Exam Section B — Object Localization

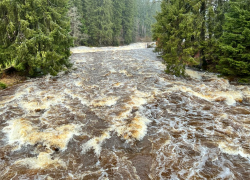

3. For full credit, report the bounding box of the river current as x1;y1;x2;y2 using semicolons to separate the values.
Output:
0;43;250;179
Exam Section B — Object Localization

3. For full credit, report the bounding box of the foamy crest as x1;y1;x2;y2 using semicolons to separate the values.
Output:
3;118;80;151
217;167;235;179
64;89;88;105
112;82;123;87
82;132;111;156
167;85;243;105
116;112;151;141
90;96;119;107
185;69;202;80
19;95;63;112
119;70;132;77
15;152;65;169
218;142;250;158
70;43;147;53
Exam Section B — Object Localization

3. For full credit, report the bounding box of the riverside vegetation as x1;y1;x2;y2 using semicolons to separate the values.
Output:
0;0;249;84
0;0;160;80
1;1;250;179
153;0;250;83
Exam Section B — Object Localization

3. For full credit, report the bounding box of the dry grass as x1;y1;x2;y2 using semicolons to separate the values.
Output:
0;72;26;88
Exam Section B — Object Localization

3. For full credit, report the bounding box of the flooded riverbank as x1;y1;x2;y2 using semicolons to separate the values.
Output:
0;43;250;179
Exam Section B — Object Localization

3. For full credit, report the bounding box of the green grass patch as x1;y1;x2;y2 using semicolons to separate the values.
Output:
0;82;7;89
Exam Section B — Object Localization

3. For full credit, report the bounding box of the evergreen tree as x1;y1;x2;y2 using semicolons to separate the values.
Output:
82;0;96;45
152;0;232;76
72;0;159;46
214;0;227;39
68;6;83;46
112;0;124;45
202;0;228;71
199;0;207;69
153;0;201;76
0;0;72;76
68;0;88;46
97;0;113;46
83;0;113;46
217;0;250;78
133;0;160;42
122;0;135;44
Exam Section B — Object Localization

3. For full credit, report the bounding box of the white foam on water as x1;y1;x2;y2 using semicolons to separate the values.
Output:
3;118;81;151
82;131;111;156
81;89;153;155
112;82;124;87
70;43;147;53
129;95;147;106
116;112;151;141
0;95;16;106
14;152;66;169
185;69;202;80
90;96;119;107
0;85;37;106
64;89;89;105
19;94;63;113
75;80;83;87
166;85;243;105
218;142;250;158
119;70;132;77
217;167;235;180
210;91;243;105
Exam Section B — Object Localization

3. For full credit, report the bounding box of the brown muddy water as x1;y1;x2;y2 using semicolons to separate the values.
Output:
0;43;250;180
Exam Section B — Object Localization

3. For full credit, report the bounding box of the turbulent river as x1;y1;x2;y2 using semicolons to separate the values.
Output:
0;43;250;180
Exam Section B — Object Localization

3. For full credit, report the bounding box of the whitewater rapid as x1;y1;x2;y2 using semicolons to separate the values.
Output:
0;43;250;179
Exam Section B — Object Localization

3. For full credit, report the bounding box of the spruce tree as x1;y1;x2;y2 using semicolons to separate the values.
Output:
97;0;113;46
112;0;124;45
122;0;135;44
82;0;96;45
133;0;160;42
217;0;250;78
199;0;207;69
153;0;201;76
202;0;228;71
68;0;88;46
203;2;216;69
0;0;72;76
83;0;113;46
68;6;83;46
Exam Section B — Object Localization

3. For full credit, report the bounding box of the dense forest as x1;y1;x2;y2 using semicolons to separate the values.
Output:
0;0;73;76
0;0;249;82
69;0;160;46
0;0;160;77
153;0;250;82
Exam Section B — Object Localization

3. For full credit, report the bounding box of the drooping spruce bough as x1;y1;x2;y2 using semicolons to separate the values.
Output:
0;0;73;76
153;0;250;81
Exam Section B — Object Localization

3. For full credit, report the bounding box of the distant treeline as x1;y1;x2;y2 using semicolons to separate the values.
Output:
69;0;161;46
153;0;250;81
